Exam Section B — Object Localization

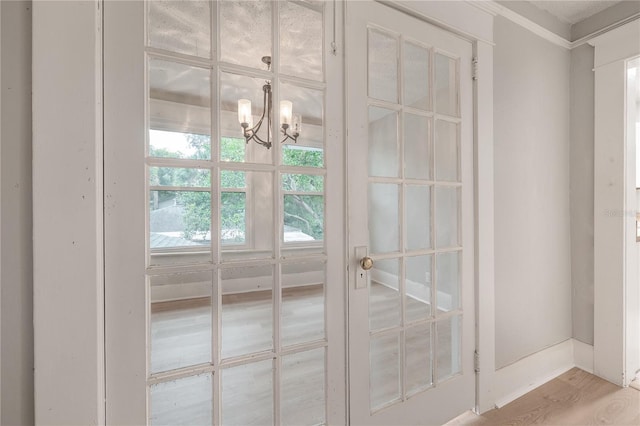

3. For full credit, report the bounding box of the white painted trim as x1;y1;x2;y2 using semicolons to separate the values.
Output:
573;14;640;49
493;339;574;408
592;21;640;387
573;339;594;374
468;1;639;50
384;1;495;45
473;38;495;415
0;1;3;420
32;0;105;424
589;19;640;67
469;1;571;49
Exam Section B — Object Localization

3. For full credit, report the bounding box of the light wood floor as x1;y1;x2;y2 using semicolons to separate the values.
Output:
447;368;640;426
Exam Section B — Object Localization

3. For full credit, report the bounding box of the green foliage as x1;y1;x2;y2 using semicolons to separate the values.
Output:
221;137;246;162
221;192;246;243
284;194;324;240
179;192;211;240
282;146;323;168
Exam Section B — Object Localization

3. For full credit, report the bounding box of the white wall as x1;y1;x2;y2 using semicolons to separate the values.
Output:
1;1;33;424
570;44;595;346
494;16;572;369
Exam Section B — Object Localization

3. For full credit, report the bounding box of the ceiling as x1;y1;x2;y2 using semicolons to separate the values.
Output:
528;1;622;24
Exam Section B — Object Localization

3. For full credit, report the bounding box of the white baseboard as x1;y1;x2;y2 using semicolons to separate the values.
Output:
494;339;574;408
573;339;594;374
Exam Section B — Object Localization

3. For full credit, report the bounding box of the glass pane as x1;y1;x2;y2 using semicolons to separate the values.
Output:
369;258;401;331
435;186;459;248
435;120;459;182
150;374;212;426
221;192;246;245
280;1;323;81
370;333;401;410
368;29;398;103
368;107;398;178
282;262;325;346
220;0;272;70
405;255;432;322
406;324;433;394
282;145;324;168
220;72;273;165
221;265;273;358
221;171;246;189
281;82;324;166
282;174;323;192
222;171;274;261
403;41;430;110
150;167;210;188
150;271;212;373
435;53;458;116
148;59;210;159
221;137;246;162
147;0;211;58
369;183;399;254
436;252;460;313
404;114;431;180
149;131;211;160
220;171;246;245
284;195;324;242
281;348;326;425
436;315;462;382
405;185;431;251
222;360;273;426
149;190;211;253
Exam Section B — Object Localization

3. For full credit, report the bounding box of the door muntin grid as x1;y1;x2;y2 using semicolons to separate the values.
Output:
144;1;330;424
366;25;463;412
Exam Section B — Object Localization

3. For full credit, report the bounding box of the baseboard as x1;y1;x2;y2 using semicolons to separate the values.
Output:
494;339;574;408
572;339;594;374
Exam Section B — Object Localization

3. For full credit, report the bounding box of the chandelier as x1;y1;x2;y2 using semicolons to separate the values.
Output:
237;56;301;149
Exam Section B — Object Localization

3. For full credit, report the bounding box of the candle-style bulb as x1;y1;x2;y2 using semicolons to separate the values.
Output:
280;100;293;126
238;99;252;125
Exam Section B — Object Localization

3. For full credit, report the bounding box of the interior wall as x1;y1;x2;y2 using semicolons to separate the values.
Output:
0;1;34;425
570;44;595;345
493;16;572;369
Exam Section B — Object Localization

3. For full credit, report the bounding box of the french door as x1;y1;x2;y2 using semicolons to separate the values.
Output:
104;1;345;424
346;2;475;425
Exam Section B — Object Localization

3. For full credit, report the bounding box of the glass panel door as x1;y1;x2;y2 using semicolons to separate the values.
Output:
105;1;345;424
347;2;475;424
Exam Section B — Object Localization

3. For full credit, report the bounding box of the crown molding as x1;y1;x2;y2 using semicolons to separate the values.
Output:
572;12;640;49
467;1;572;49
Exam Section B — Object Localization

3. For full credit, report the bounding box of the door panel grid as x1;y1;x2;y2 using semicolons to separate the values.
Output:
348;1;474;423
143;1;331;425
366;23;463;411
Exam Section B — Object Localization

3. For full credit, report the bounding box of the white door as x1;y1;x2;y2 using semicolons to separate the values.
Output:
104;1;345;424
346;2;475;424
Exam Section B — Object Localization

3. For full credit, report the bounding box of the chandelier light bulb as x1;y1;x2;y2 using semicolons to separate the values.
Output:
238;99;252;125
292;113;302;135
280;100;293;126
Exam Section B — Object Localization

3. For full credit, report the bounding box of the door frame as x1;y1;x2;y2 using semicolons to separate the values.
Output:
32;0;496;423
590;20;640;387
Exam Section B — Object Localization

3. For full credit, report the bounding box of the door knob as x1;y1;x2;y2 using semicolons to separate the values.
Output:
360;256;374;271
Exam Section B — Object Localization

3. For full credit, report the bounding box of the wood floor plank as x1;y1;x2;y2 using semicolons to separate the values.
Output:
449;368;640;426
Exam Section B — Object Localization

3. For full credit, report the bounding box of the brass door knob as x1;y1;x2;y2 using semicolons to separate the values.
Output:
360;256;374;271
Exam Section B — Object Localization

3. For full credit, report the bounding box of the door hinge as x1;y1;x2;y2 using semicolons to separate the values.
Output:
474;350;480;373
472;57;479;81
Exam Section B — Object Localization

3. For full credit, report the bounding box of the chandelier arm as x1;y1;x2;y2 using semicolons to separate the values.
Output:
279;131;298;144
